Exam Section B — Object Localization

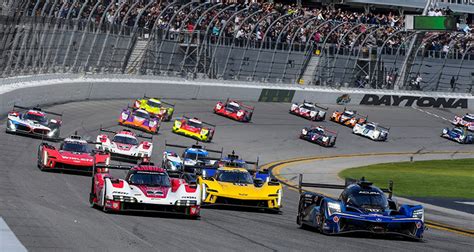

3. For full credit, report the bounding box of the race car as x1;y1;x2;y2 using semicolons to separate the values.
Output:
197;152;282;211
133;96;175;121
172;116;215;142
214;99;254;122
441;127;474;144
37;133;110;173
89;163;201;217
6;105;62;140
290;101;328;121
162;141;223;175
118;107;161;134
300;125;337;147
353;122;389;141
96;128;153;163
330;108;367;128
296;176;425;240
451;113;474;131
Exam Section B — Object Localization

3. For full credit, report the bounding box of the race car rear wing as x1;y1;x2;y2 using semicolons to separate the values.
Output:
182;116;216;128
303;100;328;111
142;95;175;107
298;174;393;199
99;127;153;140
12;105;63;117
164;141;223;155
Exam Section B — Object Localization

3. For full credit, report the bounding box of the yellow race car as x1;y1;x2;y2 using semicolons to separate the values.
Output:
133;96;175;121
196;153;282;211
172;116;215;142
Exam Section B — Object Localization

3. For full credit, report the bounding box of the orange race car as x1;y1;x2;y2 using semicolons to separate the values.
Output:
330;108;367;128
118;108;161;134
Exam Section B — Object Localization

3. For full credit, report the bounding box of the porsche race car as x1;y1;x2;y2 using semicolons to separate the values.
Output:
118;107;161;134
89;163;201;217
451;113;474;131
330;108;367;128
353;122;389;141
290;101;327;121
441;127;473;144
133;96;175;121
96;128;153;162
297;176;425;240
214;99;254;122
172;116;215;142
37;134;110;173
162;141;222;175
300;126;337;147
196;152;282;211
6;105;62;140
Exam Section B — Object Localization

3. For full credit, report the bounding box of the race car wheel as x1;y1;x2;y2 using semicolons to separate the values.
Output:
319;209;327;234
37;145;45;171
101;187;109;213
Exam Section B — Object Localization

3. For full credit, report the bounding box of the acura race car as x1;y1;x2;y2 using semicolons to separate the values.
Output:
441;127;473;144
37;133;110;173
297;176;425;240
330;108;367;128
6;105;62;140
96;128;153;162
162;141;222;175
451;113;474;131
89;163;201;217
172;116;215;142
118;107;161;134
353;122;389;141
290;101;327;121
300;125;337;147
214;99;254;122
133;96;175;121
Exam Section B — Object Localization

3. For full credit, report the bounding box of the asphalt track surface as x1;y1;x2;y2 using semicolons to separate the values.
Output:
0;99;473;251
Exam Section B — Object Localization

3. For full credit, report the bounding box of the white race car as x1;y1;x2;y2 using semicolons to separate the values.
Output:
90;164;201;217
289;101;327;121
6;105;62;140
96;128;153;162
452;113;474;131
162;142;222;175
353;122;390;141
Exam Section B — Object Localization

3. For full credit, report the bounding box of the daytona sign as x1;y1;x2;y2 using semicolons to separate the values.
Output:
359;94;468;109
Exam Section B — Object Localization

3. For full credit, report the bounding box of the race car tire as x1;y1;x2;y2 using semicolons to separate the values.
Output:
101;187;109;213
37;145;46;171
319;206;327;234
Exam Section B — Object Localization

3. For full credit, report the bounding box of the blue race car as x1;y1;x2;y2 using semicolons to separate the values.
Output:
162;141;223;175
296;176;425;240
300;125;337;147
441;127;473;144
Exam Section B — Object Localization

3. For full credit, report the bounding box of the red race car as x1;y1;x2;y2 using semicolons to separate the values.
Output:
37;134;110;173
214;99;254;122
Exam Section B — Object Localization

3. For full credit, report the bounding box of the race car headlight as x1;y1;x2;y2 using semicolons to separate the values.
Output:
149;120;156;127
105;157;110;166
412;209;424;222
327;202;341;216
47;129;56;137
113;195;137;203
277;189;282;207
237;111;244;117
200;128;209;136
8;121;16;130
322;136;329;142
121;113;128;120
442;129;448;134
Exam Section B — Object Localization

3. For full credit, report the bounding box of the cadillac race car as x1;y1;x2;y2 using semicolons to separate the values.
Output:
290;101;328;121
96;128;153;162
197;152;282;211
162;141;223;175
133;96;175;121
297;176;425;240
37;134;110;173
118;107;161;134
300;126;337;147
451;113;474;131
6;105;62;140
214;99;254;122
441;127;474;144
353;122;390;141
172;116;215;142
89;163;201;217
330;108;367;128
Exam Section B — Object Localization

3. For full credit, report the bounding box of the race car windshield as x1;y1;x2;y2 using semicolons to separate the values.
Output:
453;128;464;135
113;135;138;145
217;171;253;184
302;105;315;110
134;111;150;119
365;125;375;131
342;112;354;118
184;152;206;160
23;113;47;123
347;190;388;209
463;116;474;122
128;172;170;187
187;120;202;128
61;142;91;153
147;100;161;108
311;128;324;134
225;103;240;112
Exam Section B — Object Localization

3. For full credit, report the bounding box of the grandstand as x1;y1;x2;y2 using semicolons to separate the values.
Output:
0;0;472;92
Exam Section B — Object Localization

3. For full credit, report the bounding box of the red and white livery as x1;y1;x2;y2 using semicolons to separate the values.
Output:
96;128;153;163
214;99;254;122
90;164;201;217
452;113;474;131
290;101;327;121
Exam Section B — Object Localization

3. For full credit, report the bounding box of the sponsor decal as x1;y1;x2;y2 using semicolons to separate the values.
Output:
336;94;351;105
360;94;467;109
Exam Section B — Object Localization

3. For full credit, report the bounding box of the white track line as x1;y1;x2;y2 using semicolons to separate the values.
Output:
413;107;450;122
